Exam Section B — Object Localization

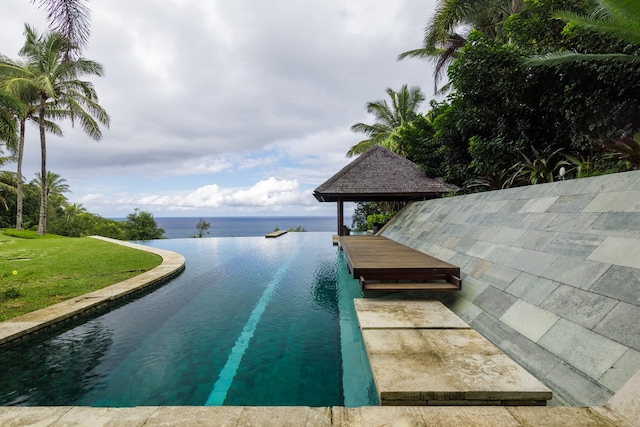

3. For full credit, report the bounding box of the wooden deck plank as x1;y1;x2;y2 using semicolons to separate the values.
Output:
361;281;460;292
340;236;461;291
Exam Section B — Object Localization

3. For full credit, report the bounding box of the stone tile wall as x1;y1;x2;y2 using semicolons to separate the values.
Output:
380;170;640;406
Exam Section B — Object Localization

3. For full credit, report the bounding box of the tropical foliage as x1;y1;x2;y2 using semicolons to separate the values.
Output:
348;84;426;157
0;167;164;239
0;24;109;235
373;0;640;194
0;2;161;241
123;208;166;240
31;0;92;57
399;0;527;92
526;0;640;65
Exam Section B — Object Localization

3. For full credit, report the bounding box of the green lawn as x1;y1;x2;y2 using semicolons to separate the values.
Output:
0;230;163;321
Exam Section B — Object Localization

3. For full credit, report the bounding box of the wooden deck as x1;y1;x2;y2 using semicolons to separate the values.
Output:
339;236;461;292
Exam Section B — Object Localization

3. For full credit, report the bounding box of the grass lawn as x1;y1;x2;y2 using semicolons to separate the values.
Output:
0;230;163;321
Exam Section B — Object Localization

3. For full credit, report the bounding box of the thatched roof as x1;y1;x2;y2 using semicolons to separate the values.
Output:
314;145;459;202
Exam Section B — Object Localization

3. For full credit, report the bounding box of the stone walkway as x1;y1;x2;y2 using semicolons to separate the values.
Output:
356;299;551;406
0;403;634;426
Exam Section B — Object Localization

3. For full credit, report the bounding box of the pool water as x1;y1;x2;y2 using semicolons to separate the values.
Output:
0;232;377;407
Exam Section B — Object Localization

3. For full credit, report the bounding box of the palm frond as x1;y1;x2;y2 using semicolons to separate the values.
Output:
527;0;640;66
525;51;640;66
397;47;436;61
346;139;377;157
556;10;640;45
31;0;91;54
599;0;640;27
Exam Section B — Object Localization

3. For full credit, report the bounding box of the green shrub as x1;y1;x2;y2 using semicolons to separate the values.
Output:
367;213;394;231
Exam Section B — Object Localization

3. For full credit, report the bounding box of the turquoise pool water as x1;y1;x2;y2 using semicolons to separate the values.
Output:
0;232;377;407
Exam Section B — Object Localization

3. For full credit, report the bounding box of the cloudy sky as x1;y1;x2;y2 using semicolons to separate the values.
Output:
1;0;437;218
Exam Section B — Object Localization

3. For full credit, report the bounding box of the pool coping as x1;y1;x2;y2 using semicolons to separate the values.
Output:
0;404;634;426
0;236;186;346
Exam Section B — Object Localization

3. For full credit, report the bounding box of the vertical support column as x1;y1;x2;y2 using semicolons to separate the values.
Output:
338;198;344;236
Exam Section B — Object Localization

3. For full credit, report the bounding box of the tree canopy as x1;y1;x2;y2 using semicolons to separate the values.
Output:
0;24;109;235
348;84;426;157
390;0;640;191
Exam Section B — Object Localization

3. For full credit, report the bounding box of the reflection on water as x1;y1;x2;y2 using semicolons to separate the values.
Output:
0;232;361;407
0;322;113;405
312;260;340;315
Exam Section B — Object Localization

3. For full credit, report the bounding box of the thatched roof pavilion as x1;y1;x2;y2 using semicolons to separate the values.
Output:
314;145;459;235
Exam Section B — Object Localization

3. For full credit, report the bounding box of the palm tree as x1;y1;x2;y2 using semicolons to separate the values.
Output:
0;24;109;235
398;0;527;92
32;171;70;228
526;0;640;66
0;162;18;214
0;92;24;148
31;0;92;58
348;85;426;157
0;90;26;229
0;75;62;230
63;201;86;221
33;171;70;197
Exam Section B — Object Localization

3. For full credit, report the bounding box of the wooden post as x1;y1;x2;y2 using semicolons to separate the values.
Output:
338;198;344;236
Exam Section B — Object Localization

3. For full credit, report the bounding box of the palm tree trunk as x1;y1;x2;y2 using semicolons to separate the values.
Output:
15;119;25;230
37;97;47;236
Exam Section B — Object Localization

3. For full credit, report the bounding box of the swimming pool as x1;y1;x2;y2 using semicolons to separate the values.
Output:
0;232;377;407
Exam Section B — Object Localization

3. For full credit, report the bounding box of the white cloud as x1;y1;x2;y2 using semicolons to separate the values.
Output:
78;177;316;216
226;177;303;207
1;0;437;217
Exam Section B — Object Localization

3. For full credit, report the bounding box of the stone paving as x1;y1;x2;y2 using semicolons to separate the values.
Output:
356;299;552;406
354;299;469;329
0;402;635;426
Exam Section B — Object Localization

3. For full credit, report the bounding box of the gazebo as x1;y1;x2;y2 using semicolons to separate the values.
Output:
313;145;459;235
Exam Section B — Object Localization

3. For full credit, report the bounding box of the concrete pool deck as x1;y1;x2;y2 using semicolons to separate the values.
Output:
1;238;639;425
356;299;552;406
0;401;637;426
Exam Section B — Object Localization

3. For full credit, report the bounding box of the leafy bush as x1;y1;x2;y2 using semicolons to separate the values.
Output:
123;209;165;240
367;213;394;231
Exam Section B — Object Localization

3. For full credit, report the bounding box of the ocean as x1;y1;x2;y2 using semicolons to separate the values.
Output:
154;216;347;239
